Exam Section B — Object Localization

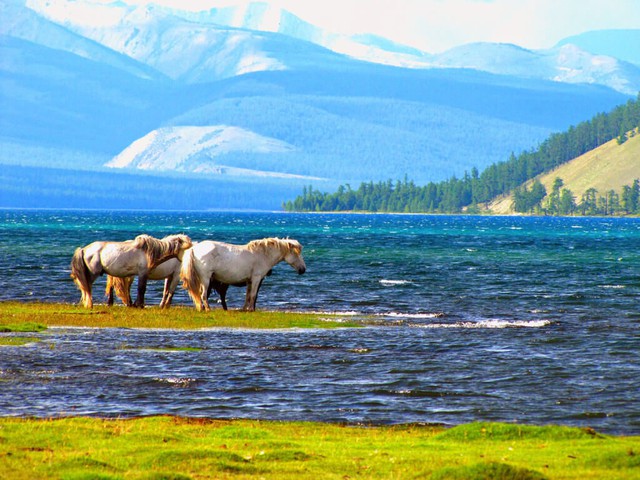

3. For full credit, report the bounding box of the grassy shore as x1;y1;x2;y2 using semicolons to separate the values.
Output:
0;417;638;479
0;301;361;332
2;302;639;479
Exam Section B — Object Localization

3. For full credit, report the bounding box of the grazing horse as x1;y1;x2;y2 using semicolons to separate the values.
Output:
70;234;192;309
180;238;306;312
105;257;182;309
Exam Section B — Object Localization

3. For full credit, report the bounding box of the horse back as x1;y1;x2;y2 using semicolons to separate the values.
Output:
193;240;258;284
99;241;147;276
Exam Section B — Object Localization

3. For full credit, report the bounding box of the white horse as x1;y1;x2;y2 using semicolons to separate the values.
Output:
70;234;192;309
180;238;306;311
105;257;182;309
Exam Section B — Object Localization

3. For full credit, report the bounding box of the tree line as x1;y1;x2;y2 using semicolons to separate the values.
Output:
284;176;640;216
514;178;640;215
284;94;640;214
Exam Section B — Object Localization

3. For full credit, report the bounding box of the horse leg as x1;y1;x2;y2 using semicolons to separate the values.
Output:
199;278;211;312
107;284;115;306
218;283;229;310
133;273;148;308
82;287;93;309
218;283;229;311
81;270;102;309
242;278;264;312
162;272;180;309
160;277;170;309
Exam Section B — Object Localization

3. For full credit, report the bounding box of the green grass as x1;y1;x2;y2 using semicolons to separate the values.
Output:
0;417;638;479
0;336;42;346
0;302;361;330
1;303;638;478
0;322;47;333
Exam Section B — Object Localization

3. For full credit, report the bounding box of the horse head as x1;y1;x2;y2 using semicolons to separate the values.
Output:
135;234;193;269
283;239;306;275
163;234;193;260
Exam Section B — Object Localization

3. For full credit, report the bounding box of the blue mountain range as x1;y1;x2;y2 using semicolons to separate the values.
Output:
1;0;637;210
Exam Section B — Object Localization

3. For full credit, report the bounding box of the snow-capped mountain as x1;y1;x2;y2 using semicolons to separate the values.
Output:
24;0;432;79
557;29;640;67
2;0;637;210
431;42;640;96
172;2;433;68
22;0;294;81
1;0;163;80
23;0;640;93
106;125;305;178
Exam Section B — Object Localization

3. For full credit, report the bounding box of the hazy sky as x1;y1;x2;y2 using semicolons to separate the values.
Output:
273;0;640;52
44;0;640;53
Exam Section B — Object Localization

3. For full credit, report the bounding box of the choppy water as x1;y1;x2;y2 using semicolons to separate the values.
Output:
1;210;639;434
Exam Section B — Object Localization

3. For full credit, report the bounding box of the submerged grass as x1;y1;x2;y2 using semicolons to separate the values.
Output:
0;302;360;330
0;336;42;347
0;417;638;479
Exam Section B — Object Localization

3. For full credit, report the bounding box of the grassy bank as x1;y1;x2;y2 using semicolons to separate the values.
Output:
2;303;639;479
0;417;638;479
0;302;360;331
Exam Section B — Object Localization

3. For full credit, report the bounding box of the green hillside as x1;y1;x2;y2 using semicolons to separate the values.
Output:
285;95;640;214
489;130;640;214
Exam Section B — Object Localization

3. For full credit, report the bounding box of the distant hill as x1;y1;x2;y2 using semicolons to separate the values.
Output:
557;29;640;67
1;1;638;211
488;131;640;214
284;96;640;214
431;41;640;96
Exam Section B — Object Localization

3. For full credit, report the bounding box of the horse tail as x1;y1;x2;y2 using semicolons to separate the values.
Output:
106;275;133;307
70;247;92;308
180;248;203;311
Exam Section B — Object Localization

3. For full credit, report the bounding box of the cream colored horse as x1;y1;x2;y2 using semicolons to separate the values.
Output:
105;257;182;309
180;238;306;312
70;234;192;308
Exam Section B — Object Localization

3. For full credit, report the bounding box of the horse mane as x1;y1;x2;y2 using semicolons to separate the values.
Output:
247;237;302;256
133;234;192;269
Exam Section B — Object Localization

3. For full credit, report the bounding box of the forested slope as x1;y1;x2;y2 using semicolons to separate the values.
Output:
490;131;640;214
284;94;640;214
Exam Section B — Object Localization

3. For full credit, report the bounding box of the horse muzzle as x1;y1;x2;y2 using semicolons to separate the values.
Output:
297;266;306;275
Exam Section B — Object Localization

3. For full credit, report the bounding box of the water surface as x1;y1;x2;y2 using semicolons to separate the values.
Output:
1;211;638;433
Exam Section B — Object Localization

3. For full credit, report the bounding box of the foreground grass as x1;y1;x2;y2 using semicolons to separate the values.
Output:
0;417;638;479
0;302;360;330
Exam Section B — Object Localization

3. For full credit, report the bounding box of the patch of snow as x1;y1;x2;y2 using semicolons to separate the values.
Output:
105;125;318;180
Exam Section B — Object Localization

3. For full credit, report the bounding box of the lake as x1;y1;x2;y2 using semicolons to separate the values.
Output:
1;210;639;434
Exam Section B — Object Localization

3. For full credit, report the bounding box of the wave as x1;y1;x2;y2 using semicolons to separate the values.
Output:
305;310;360;316
377;312;445;319
379;279;413;286
410;319;552;329
153;377;198;387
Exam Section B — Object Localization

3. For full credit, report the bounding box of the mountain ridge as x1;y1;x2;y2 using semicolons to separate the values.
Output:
23;0;640;94
1;0;638;210
557;29;640;66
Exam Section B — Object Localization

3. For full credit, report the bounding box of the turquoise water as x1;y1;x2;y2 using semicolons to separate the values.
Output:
1;210;639;433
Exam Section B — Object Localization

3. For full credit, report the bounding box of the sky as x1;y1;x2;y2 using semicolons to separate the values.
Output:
116;0;640;53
